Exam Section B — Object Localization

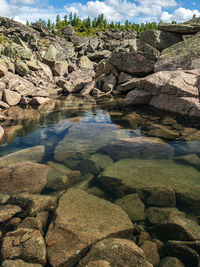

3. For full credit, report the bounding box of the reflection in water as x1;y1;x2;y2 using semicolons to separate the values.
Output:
0;95;200;217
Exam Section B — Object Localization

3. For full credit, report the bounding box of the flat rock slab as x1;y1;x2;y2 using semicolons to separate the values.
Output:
0;162;49;195
0;146;45;167
78;238;152;267
97;159;200;214
158;23;200;33
46;188;134;267
2;259;43;267
0;205;22;223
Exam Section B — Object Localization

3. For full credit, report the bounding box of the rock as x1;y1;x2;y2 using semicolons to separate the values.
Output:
15;61;29;76
75;160;100;176
100;137;174;161
141;241;160;266
158;23;200;33
61;25;75;40
118;72;133;84
97;159;200;211
124;89;152;105
54;123;125;167
108;51;156;76
30;97;50;105
32;22;50;36
155;34;200;72
1;228;46;265
115;193;145;221
0;162;49;195
80;80;95;96
9;192;56;216
165;241;199;267
102;73;117;92
146;188;176;207
0;63;8;77
52;61;68;77
88;50;111;61
78;238;152;267
0;205;22;223
0;146;45;167
3;89;21;106
36;211;49;231
89;153;113;170
0;100;9;109
25;60;41;71
0;193;10;204
174;154;200;169
46;189;134;267
159;257;185;267
155;217;200;241
78;56;94;69
139;30;182;51
85;260;111;267
2;259;43;267
43;44;57;65
17;217;43;233
0;125;4;141
146;207;184;225
115;77;142;94
145;124;180;140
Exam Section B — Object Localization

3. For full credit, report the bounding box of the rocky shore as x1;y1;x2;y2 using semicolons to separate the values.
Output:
0;16;200;267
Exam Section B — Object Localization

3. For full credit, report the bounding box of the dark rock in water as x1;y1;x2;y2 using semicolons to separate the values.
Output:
0;162;50;195
155;217;200;241
46;189;134;267
124;89;152;106
159;257;185;267
165;240;200;267
75;160;101;176
146;188;176;207
1;228;46;265
108;51;156;76
78;238;152;267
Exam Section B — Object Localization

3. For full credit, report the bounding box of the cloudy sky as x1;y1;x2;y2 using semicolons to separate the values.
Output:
0;0;200;24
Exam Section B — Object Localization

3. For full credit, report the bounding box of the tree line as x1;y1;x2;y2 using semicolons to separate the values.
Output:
27;13;158;35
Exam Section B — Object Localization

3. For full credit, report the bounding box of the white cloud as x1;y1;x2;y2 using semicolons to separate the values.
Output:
160;7;200;22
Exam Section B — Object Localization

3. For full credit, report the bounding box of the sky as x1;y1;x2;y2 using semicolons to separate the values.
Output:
0;0;200;24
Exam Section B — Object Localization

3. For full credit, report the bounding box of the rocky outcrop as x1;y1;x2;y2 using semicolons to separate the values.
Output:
45;189;134;267
158;23;200;34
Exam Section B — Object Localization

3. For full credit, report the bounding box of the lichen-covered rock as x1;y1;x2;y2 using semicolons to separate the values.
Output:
46;189;134;267
0;205;22;223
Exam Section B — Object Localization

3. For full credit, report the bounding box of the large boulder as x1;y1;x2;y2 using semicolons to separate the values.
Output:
139;30;182;51
155;34;200;71
0;162;49;195
78;238;152;267
158;23;200;34
108;51;156;76
3;89;21;106
45;189;134;267
0;205;22;223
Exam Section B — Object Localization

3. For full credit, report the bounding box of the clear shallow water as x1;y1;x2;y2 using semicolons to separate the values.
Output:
0;95;200;216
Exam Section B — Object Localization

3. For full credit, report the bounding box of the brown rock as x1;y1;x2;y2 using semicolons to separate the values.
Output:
3;89;21;106
46;189;134;267
86;260;111;267
0;162;49;195
17;217;43;233
124;89;152;106
1;229;46;265
159;257;185;267
30;97;50;105
0;205;22;223
78;238;152;267
0;125;4;141
2;259;43;267
146;188;176;207
15;61;29;76
141;241;160;266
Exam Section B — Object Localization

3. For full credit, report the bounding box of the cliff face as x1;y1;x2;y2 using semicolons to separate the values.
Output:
0;16;200;118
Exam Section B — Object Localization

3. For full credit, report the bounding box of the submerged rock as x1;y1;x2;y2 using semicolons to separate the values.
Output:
0;162;49;195
0;205;22;223
46;188;134;267
2;259;43;267
78;238;152;267
159;257;185;267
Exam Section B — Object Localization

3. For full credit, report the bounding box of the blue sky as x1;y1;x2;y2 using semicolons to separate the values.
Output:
0;0;199;24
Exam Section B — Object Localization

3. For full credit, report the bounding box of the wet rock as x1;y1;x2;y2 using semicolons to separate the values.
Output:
54;123;125;167
139;30;182;51
2;259;43;267
17;217;43;233
0;162;49;195
100;137;174;161
146;207;184;225
159;257;185;267
89;153;113;170
0;205;22;223
97;159;200;209
146;124;180;140
146;188;176;207
1;228;46;265
165;241;199;267
108;51;156;76
75;160;100;176
155;217;200;241
46;189;134;267
174;154;200;169
3;89;21;106
9;192;57;216
141;241;160;266
78;238;152;267
124;89;152;105
115;193;145;221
